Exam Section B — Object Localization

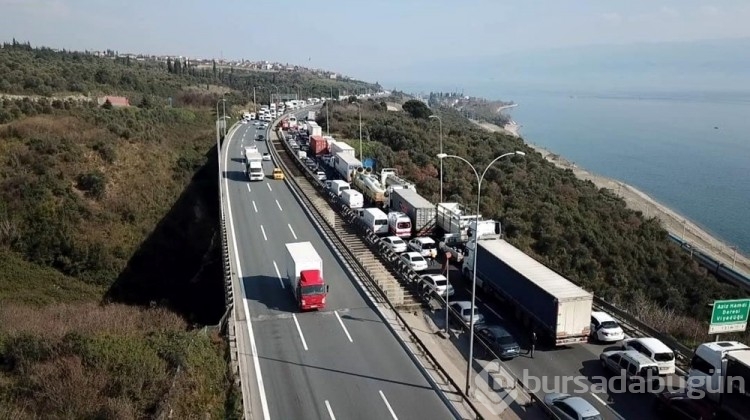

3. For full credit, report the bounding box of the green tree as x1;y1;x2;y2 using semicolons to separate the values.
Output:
402;99;432;119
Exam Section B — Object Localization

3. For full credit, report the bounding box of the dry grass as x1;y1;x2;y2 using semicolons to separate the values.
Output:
0;302;187;339
616;293;750;348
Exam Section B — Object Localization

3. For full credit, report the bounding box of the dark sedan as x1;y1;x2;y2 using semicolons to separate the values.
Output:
475;325;521;360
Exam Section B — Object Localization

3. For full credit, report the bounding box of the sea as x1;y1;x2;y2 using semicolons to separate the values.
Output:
485;88;750;254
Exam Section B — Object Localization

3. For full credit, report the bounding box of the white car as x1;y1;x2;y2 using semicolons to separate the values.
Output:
400;252;428;272
421;274;454;297
382;236;407;254
408;237;438;258
253;121;260;126
590;311;625;342
262;153;271;161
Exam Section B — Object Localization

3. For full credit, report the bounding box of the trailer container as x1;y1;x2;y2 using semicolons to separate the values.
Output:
388;189;436;235
463;237;593;346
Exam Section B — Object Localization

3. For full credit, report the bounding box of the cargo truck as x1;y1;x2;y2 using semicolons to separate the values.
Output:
388;188;436;236
687;341;750;420
310;135;328;156
330;141;356;157
307;111;316;121
463;236;593;346
245;152;264;181
306;121;322;137
285;242;328;311
351;170;385;205
436;202;496;244
333;152;362;182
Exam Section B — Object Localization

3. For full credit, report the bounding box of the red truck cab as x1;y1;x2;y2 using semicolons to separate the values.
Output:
298;269;328;310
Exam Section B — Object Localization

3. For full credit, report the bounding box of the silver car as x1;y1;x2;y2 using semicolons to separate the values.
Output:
543;394;602;420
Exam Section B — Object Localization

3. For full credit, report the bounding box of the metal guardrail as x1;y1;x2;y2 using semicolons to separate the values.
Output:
269;125;488;419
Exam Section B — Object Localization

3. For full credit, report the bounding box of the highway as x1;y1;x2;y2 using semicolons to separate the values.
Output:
221;120;458;419
442;266;684;420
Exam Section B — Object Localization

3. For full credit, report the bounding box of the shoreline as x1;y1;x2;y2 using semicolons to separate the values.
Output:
473;120;750;278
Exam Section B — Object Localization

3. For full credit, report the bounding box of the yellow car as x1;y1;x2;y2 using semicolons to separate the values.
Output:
272;168;285;180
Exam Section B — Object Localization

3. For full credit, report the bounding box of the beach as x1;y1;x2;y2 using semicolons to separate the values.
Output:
474;120;750;278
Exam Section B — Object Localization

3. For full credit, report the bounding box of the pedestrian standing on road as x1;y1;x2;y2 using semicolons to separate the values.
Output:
530;331;537;358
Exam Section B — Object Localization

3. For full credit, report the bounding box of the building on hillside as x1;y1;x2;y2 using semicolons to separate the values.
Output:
98;96;130;107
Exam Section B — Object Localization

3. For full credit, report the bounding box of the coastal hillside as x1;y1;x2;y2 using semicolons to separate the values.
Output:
323;99;747;346
0;41;376;418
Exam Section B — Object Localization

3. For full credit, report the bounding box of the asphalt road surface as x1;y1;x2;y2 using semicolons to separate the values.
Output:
222;120;458;420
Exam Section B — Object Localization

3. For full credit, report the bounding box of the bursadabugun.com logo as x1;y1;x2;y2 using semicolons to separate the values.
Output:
473;360;746;413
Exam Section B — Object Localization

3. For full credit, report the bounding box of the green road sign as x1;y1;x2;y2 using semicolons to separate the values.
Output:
709;299;750;334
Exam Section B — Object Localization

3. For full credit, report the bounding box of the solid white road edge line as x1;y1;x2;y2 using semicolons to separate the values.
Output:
276;199;283;211
253;201;258;213
334;310;353;343
260;225;268;241
379;390;398;420
288;223;297;240
590;392;626;419
223;126;271;420
273;261;285;289
292;313;309;351
325;400;336;420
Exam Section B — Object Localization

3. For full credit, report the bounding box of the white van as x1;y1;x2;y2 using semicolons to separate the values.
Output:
621;337;675;375
687;341;750;400
388;212;411;238
600;349;660;381
361;208;388;235
340;189;364;209
326;180;350;197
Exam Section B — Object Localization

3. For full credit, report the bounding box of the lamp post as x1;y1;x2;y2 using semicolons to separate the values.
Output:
325;101;330;136
215;96;226;137
429;115;444;202
353;102;363;161
270;84;279;108
437;150;526;396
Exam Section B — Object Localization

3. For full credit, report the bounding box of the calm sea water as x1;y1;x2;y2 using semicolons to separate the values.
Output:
493;89;750;254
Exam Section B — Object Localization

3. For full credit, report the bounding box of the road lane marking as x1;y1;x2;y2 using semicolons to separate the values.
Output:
260;225;267;241
222;126;271;419
379;390;398;419
590;392;607;405
276;199;283;211
335;311;353;342
292;314;309;351
325;400;336;420
273;261;284;289
246;185;251;193
267;183;272;191
288;223;297;239
252;201;258;213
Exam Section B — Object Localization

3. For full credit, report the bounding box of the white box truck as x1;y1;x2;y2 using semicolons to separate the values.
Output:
245;152;264;181
330;141;356;157
333;152;362;182
285;242;328;311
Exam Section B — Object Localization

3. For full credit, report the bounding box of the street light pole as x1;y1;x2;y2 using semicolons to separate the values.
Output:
222;97;227;137
215;97;226;138
253;86;257;111
326;101;330;136
429;115;444;202
354;102;363;161
437;150;525;396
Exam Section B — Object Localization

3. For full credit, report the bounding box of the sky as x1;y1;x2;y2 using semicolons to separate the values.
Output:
2;0;750;88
